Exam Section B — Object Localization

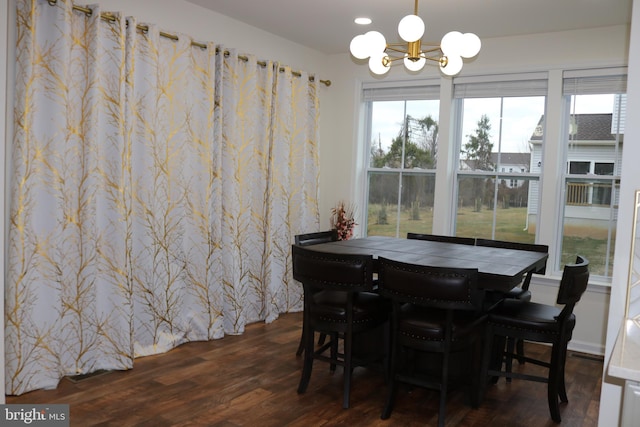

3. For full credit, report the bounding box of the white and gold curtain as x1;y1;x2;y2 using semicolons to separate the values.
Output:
6;0;320;395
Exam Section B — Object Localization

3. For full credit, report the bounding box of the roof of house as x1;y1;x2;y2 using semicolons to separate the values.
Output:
461;152;531;171
530;113;617;141
490;152;531;165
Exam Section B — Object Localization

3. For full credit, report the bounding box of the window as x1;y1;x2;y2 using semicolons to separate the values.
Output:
561;70;626;278
453;75;547;243
358;68;626;283
566;161;615;206
364;82;440;237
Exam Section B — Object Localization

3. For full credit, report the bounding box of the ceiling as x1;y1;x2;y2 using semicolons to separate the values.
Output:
185;0;633;55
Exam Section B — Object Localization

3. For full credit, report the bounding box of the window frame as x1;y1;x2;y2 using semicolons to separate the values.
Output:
451;74;548;243
356;68;627;284
558;71;626;279
362;80;441;238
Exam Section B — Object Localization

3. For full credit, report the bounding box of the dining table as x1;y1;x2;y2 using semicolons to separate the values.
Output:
300;235;548;293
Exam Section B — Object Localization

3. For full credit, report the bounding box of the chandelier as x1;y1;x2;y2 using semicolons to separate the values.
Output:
349;0;481;76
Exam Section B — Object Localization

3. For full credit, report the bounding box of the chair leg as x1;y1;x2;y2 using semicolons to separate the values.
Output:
296;330;305;356
330;332;339;373
318;332;327;346
470;339;482;408
505;337;516;383
479;324;495;401
381;334;399;419
297;324;315;394
516;338;526;364
489;335;506;384
547;343;563;423
342;331;353;409
381;378;398;419
438;349;450;427
558;342;570;403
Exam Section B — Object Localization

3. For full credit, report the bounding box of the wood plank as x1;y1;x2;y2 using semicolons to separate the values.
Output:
6;312;603;426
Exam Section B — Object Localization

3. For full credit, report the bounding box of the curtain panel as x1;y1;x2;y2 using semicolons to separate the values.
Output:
6;0;320;395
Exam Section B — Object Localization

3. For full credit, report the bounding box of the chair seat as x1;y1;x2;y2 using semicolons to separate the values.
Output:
505;287;532;301
489;299;576;335
398;305;486;342
312;290;389;325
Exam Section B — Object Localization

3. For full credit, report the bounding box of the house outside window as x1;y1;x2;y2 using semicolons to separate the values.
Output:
559;72;625;277
453;74;547;242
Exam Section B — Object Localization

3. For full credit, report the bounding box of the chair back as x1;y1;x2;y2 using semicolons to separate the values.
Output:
556;255;590;306
475;238;549;275
294;230;338;246
377;256;481;311
291;244;374;292
407;232;476;246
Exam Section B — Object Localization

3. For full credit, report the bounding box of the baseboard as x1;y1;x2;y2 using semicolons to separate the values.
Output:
568;339;605;357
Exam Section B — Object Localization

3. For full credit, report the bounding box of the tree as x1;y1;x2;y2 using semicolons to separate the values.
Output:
367;114;438;209
462;114;494;171
462;115;494;210
416;115;439;163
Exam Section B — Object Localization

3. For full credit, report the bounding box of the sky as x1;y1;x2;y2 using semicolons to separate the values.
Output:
370;94;616;155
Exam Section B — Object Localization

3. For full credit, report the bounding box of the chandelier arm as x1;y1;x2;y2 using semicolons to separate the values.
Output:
384;45;411;54
420;46;443;55
385;43;441;54
424;56;444;64
382;55;406;64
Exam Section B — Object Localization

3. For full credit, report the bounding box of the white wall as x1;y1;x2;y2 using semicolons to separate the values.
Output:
94;0;331;75
599;0;640;424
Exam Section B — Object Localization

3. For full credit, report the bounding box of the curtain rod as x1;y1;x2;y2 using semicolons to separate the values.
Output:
47;0;331;87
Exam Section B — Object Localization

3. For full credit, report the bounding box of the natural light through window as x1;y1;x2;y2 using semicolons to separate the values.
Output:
455;96;546;243
367;99;439;237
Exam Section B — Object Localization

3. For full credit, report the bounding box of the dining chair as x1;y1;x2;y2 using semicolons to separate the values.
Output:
475;238;549;368
479;255;590;423
376;257;486;427
294;230;338;356
407;232;476;246
292;244;389;409
475;238;548;301
295;229;338;247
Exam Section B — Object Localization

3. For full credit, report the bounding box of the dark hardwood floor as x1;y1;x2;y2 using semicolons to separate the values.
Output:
6;312;603;426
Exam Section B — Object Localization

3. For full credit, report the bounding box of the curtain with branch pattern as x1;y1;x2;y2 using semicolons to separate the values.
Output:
6;0;320;395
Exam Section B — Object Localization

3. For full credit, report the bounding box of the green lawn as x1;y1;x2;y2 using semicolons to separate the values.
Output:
367;204;612;277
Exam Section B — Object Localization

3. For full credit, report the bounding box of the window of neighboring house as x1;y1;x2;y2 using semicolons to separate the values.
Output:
561;69;626;279
363;81;440;237
453;74;548;243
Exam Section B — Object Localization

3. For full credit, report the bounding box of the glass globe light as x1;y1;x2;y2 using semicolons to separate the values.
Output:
404;53;426;72
459;33;481;58
398;15;425;42
369;52;391;75
364;31;387;55
440;31;463;56
440;54;463;76
350;34;370;59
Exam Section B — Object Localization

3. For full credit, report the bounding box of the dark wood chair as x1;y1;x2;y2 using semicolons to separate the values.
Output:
480;255;590;423
293;230;338;356
295;229;338;247
376;257;486;427
292;244;389;409
475;238;548;301
407;232;476;246
475;238;549;367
